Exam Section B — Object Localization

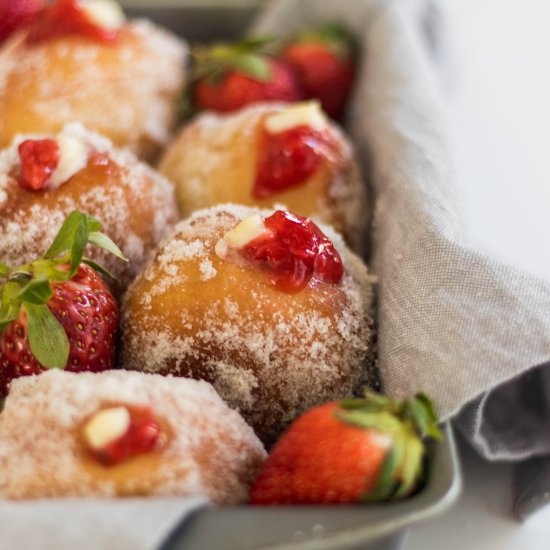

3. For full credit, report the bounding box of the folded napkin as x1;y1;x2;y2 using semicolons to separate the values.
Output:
253;0;550;519
0;497;207;550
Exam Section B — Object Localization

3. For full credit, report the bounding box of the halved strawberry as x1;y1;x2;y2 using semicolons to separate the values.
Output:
0;211;127;397
192;37;303;113
250;391;442;504
281;23;356;119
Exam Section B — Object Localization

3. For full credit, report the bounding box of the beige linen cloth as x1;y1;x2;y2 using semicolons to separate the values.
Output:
2;1;549;548
253;0;550;455
255;0;550;518
254;0;550;519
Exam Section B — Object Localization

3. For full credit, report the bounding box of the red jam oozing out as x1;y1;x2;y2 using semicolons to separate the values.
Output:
87;406;162;467
17;138;60;191
240;210;344;292
26;0;120;45
253;124;336;199
0;0;43;45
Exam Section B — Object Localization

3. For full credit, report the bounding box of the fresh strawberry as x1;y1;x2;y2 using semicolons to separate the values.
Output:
0;0;43;44
192;37;303;113
281;23;356;119
250;391;442;505
0;211;127;397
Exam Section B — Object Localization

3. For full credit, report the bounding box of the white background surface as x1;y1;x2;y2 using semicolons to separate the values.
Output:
438;0;550;281
408;0;550;547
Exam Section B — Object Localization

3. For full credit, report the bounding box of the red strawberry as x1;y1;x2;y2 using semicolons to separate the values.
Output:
282;23;356;119
192;37;303;113
0;211;127;397
0;0;43;45
250;391;442;505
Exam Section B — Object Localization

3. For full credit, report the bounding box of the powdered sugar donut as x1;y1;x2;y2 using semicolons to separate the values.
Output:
121;204;377;444
0;1;187;161
0;123;178;287
158;102;369;253
0;369;265;503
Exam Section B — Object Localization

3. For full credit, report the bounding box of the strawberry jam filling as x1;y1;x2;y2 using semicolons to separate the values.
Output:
0;0;43;45
17;138;60;191
240;210;343;292
84;406;162;467
253;124;336;198
26;0;120;44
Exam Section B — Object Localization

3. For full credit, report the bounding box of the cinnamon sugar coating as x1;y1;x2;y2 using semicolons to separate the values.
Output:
158;103;369;254
0;370;265;503
121;204;377;444
0;20;187;161
0;123;178;287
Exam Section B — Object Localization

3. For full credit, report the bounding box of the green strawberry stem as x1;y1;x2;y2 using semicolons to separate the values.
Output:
290;22;355;59
0;211;127;369
337;390;442;502
192;36;275;84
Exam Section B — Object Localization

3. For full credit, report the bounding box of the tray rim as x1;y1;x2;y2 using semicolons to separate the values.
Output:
161;423;462;550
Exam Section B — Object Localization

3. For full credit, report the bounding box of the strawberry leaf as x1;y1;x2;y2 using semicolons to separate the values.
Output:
88;232;127;262
83;258;117;281
318;22;352;45
227;53;271;82
17;277;53;305
68;214;89;278
361;448;399;502
1;279;26;332
234;36;274;53
44;210;83;259
43;211;125;278
394;434;424;499
193;38;274;84
25;303;69;369
0;319;13;334
407;394;443;441
336;410;403;434
83;213;102;233
0;304;18;334
7;271;32;284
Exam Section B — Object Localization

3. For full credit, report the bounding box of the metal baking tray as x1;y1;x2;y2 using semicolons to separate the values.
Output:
120;2;463;548
161;425;461;550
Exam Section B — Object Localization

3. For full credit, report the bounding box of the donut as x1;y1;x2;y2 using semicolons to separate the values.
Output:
0;369;266;503
158;101;369;253
121;204;377;444
0;0;187;161
0;123;178;287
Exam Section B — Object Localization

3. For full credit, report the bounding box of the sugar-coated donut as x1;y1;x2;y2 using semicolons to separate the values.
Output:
158;102;369;253
0;123;178;287
121;204;377;444
0;370;266;503
0;9;187;161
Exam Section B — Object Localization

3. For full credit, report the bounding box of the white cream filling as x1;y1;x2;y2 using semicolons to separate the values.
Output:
264;101;328;134
81;0;126;31
48;133;89;189
215;214;272;259
83;406;131;450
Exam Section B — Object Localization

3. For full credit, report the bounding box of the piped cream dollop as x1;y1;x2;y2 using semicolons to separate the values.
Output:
82;406;130;450
215;214;272;260
82;0;126;31
264;101;329;134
